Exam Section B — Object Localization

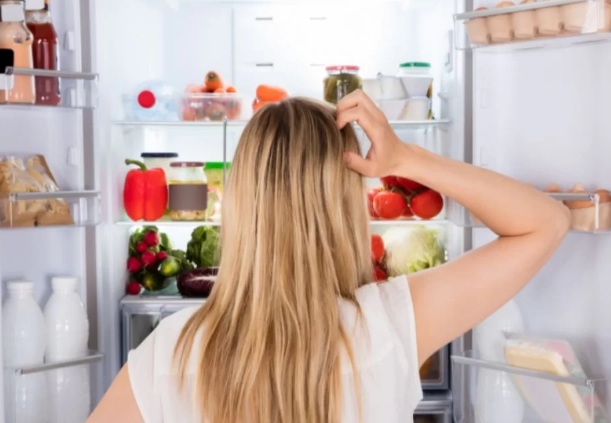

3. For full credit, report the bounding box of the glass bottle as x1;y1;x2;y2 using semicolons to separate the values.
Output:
0;0;35;104
26;0;60;105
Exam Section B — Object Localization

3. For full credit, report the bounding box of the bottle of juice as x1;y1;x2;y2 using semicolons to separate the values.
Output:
26;0;60;106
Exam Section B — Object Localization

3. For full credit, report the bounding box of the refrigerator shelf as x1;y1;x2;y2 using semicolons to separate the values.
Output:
0;67;99;109
2;190;101;229
448;192;611;234
115;219;221;227
451;350;606;423
7;350;103;376
454;0;611;52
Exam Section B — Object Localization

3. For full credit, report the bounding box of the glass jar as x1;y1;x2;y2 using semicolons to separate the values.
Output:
168;162;207;221
323;65;362;105
0;0;35;104
204;162;229;222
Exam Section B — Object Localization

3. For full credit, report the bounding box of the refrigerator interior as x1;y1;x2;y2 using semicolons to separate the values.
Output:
453;33;611;420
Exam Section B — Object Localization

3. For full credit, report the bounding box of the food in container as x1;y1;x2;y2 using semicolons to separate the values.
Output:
535;0;562;35
323;65;362;104
512;0;537;39
378;99;407;121
204;162;229;222
564;184;611;232
168;162;207;221
182;93;242;121
489;1;515;43
466;7;491;45
397;62;433;98
0;0;35;104
400;97;431;121
0;154;73;227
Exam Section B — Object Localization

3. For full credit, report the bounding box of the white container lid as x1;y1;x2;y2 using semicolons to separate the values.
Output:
7;280;34;293
51;276;78;292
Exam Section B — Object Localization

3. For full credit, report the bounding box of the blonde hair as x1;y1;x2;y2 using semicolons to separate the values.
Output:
175;98;372;423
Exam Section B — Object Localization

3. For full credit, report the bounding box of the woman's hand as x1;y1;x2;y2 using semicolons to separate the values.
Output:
336;90;408;178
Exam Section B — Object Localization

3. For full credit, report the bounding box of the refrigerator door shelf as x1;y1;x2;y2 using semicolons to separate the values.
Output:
448;192;611;234
415;391;453;423
1;190;101;229
454;0;611;52
7;350;104;377
0;68;99;109
452;350;607;423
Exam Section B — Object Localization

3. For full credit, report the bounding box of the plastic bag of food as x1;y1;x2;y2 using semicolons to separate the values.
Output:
0;154;73;227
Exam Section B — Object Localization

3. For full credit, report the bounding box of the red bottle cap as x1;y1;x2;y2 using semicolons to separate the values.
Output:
137;90;156;109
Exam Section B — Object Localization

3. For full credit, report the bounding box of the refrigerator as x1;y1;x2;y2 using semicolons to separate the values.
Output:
1;0;609;421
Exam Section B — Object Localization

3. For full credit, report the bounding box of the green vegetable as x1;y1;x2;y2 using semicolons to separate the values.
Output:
383;226;445;276
141;270;166;291
186;226;220;268
159;257;182;277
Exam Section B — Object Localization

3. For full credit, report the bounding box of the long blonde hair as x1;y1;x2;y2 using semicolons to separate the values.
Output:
175;98;372;423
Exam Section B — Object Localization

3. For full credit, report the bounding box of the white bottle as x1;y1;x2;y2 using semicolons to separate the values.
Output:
44;277;91;423
2;280;48;423
44;276;89;361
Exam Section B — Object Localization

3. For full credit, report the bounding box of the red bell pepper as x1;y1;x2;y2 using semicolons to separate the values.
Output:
123;159;168;221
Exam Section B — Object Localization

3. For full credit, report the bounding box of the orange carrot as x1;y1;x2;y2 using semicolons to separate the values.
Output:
253;99;273;114
256;84;288;102
214;87;226;94
226;86;237;93
205;71;224;92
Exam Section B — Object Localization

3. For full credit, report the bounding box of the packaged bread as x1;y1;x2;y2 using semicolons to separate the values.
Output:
0;154;74;227
564;184;611;232
467;7;491;45
489;1;515;43
512;0;537;39
504;336;608;423
536;0;562;35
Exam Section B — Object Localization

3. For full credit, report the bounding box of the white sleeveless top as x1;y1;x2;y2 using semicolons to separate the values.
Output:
128;275;423;423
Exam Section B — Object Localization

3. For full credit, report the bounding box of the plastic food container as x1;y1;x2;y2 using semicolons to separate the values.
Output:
140;152;178;178
323;65;362;104
168;162;207;221
181;93;242;122
362;78;383;101
204;162;229;222
378;75;405;100
397;62;433;98
378;97;431;121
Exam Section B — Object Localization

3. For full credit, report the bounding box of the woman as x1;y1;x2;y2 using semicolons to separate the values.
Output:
88;91;569;423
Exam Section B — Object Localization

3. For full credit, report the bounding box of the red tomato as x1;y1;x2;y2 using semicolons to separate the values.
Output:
367;188;382;218
402;203;414;218
380;176;401;190
373;191;407;219
411;189;444;219
396;177;424;193
373;266;387;283
371;234;385;263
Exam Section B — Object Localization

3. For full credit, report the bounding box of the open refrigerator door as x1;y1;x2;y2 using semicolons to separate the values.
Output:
451;0;611;421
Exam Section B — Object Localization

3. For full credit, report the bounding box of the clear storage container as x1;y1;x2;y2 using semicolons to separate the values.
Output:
168;161;207;221
204;162;229;222
181;92;243;121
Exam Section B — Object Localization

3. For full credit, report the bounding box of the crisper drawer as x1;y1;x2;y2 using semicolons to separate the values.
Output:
414;392;453;423
420;345;450;390
120;296;205;364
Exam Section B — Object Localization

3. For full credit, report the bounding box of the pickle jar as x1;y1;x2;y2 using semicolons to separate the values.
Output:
203;162;229;222
323;65;362;105
168;161;207;221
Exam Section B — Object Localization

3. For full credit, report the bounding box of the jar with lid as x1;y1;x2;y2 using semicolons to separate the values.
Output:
140;152;178;179
204;162;229;222
323;65;362;105
0;0;35;104
168;162;207;221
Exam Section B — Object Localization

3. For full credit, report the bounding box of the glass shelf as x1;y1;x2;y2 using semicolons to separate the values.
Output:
370;218;449;227
2;190;101;229
454;0;611;52
115;219;221;227
0;68;98;109
7;350;103;376
452;350;607;423
448;192;611;234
